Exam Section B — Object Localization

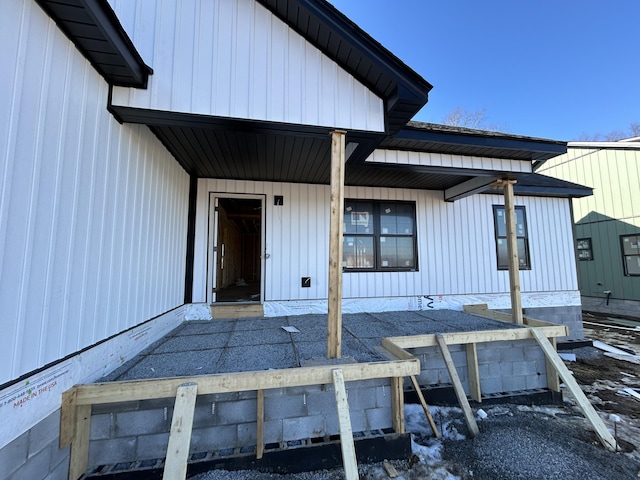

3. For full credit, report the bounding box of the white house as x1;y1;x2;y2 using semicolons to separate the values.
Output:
0;0;590;478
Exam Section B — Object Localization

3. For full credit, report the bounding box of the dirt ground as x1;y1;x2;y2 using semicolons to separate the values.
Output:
193;314;640;480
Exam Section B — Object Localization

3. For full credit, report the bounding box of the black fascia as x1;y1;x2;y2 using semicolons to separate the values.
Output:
511;185;593;198
255;0;432;135
392;127;567;161
34;0;152;88
108;103;383;143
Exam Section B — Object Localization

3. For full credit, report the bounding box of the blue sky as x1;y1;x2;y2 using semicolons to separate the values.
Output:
329;1;640;141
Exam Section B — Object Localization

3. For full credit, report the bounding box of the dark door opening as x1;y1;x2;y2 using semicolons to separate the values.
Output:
214;198;261;303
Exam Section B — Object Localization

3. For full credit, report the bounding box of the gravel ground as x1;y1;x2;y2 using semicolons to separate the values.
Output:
191;403;640;480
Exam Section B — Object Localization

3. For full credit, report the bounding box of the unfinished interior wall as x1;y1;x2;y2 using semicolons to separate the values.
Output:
216;205;244;289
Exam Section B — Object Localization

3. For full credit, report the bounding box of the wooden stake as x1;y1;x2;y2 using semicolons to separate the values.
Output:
327;130;347;359
332;369;359;480
68;404;91;480
466;343;482;403
409;375;440;438
436;335;479;437
163;383;198;480
545;337;561;392
529;328;617;451
502;180;523;325
256;389;265;459
391;377;405;434
60;388;77;448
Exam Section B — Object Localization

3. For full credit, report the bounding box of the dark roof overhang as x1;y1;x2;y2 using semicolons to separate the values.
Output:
510;173;593;198
381;122;568;164
34;0;152;88
255;0;433;136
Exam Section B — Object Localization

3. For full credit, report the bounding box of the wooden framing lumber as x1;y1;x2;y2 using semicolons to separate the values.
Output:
391;377;405;434
60;388;77;448
466;343;482;403
500;179;523;324
546;337;561;392
530;328;617;451
163;383;198;480
385;325;566;351
409;375;439;438
327;129;347;359
69;359;419;406
332;369;358;480
436;335;479;437
256;389;265;459
68;404;91;480
463;304;567;330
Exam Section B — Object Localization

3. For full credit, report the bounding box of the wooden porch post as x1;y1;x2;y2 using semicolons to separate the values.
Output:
502;179;523;324
328;130;346;358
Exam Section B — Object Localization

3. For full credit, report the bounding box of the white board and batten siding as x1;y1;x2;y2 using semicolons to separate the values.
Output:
0;0;190;386
368;149;532;174
108;0;385;132
193;180;578;304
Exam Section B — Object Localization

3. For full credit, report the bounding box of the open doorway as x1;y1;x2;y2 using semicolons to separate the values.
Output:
209;196;262;303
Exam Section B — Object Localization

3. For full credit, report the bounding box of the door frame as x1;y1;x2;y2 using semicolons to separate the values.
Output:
207;192;266;305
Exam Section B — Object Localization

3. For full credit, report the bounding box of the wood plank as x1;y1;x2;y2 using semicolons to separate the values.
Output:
332;369;358;480
385;325;567;350
463;304;565;329
68;404;91;480
163;383;198;480
72;359;420;405
409;375;439;438
466;343;482;403
380;337;416;360
327;130;346;359
501;180;523;324
546;337;561;392
390;377;405;434
530;328;617;451
60;388;77;448
435;335;479;437
256;389;265;459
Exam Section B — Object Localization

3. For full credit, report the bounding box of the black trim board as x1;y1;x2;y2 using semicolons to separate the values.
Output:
183;175;198;303
34;0;152;88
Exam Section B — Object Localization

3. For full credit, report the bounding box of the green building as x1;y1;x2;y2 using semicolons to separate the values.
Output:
539;138;640;311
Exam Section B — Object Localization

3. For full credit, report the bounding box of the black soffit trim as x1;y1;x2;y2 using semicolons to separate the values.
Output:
34;0;152;88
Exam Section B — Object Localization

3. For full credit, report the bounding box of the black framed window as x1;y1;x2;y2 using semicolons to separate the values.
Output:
576;238;593;261
343;200;417;271
621;234;640;276
493;205;530;270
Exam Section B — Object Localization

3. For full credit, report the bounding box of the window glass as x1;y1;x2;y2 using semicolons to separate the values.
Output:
379;203;414;235
576;238;593;261
342;200;417;272
380;236;416;269
343;237;374;269
344;201;374;235
493;205;530;270
621;234;640;276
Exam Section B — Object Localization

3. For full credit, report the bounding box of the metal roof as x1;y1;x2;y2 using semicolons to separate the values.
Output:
34;0;152;87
